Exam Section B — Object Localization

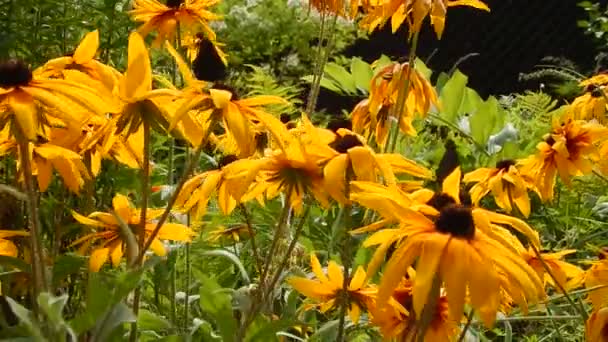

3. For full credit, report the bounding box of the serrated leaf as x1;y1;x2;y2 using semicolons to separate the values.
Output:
439;70;469;122
350;57;373;93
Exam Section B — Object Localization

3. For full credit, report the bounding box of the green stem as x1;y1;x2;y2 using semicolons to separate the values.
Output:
184;242;191;330
240;204;262;275
386;30;420;153
259;187;293;286
17;137;48;306
129;119;151;342
335;205;352;342
137;132;208;264
305;13;339;115
456;309;475;342
545;305;565;342
103;0;118;64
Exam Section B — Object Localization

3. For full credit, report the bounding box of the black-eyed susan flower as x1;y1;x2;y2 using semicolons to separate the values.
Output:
174;154;239;219
586;306;608;342
463;159;538;217
130;0;221;47
359;0;489;39
352;62;437;147
71;194;195;272
371;274;460;341
570;73;608;124
0;137;90;193
583;256;608;309
0;58;111;141
114;32;179;136
36;30;121;94
288;253;376;324
223;135;336;214
520;248;584;292
0;230;29;257
166;43;289;157
376;200;544;327
519;118;608;202
321;125;431;204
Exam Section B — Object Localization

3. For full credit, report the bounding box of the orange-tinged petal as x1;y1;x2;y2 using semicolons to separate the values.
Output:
112;194;132;223
89;247;110;272
311;253;329;283
0;240;18;257
442;167;461;203
8;91;37;140
412;234;449;318
327;261;344;287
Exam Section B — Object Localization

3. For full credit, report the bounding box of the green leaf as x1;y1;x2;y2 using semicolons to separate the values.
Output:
52;254;85;286
245;316;297;342
5;297;44;340
439;70;469;122
350;57;373;93
435;72;451;93
470;96;500;146
89;302;136;342
308;319;338;342
0;256;32;273
414;58;432;80
137;309;173;332
197;272;237;342
324;63;357;94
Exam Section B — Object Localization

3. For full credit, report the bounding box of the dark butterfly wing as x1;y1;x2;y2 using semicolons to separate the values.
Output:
193;36;227;83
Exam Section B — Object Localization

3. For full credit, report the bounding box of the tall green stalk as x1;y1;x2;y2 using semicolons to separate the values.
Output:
17;136;48;308
385;31;420;153
129;119;151;342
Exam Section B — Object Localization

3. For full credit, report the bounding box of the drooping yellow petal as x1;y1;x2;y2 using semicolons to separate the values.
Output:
412;234;449;318
89;247;110;272
112;194;132;223
442;167;461;203
8;91;37;140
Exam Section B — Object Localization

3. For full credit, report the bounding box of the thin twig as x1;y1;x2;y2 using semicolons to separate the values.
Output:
457;309;475;342
240;204;262;275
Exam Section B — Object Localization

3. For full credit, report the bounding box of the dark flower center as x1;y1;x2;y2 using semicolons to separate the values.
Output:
326;117;352;133
427;193;457;211
218;154;238;168
166;0;184;8
211;83;239;101
496;159;516;171
435;204;476;240
544;135;555;146
0;59;32;88
331;134;363;153
280;114;291;124
255;132;268;152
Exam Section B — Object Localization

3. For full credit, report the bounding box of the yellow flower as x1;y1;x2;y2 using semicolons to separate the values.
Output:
322;126;431;204
71;194;195;272
130;0;221;47
360;0;490;38
376;204;544;327
0;137;90;193
166;43;289;157
371;275;460;341
519;118;608;202
352;62;437;147
36;30;121;94
206;224;251;244
463;159;537;217
587;306;608;342
0;59;111;141
288;253;376;324
114;32;179;136
223;137;335;213
570;74;608;124
175;154;239;219
308;0;349;16
0;230;29;257
584;258;608;309
520;248;584;292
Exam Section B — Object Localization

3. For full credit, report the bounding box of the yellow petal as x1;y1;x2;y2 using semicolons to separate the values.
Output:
120;32;152;100
8;91;37;140
112;194;132;223
327;261;344;287
412;234;449;318
0;240;18;257
442;167;461;203
311;253;329;283
73;30;99;64
323;154;348;204
288;277;335;299
89;247;110;272
210;89;233;109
